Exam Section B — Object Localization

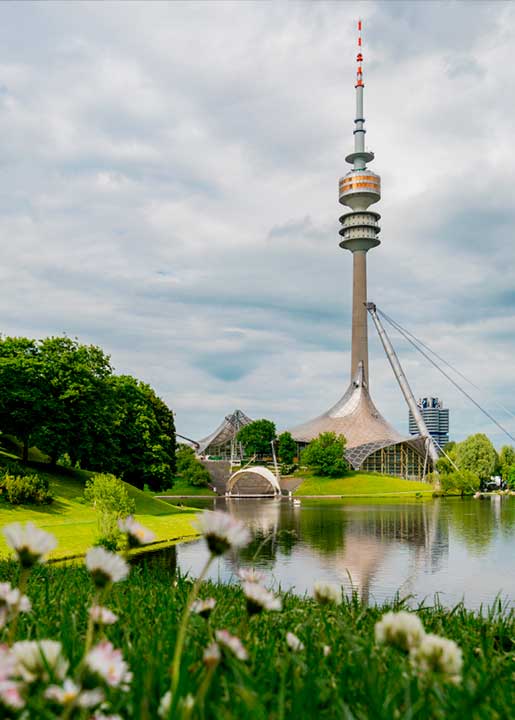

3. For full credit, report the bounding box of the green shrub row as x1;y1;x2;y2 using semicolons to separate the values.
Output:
0;464;53;505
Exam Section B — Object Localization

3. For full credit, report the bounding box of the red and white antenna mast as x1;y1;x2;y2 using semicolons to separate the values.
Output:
356;18;364;87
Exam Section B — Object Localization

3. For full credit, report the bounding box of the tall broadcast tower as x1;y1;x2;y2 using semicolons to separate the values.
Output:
289;21;428;477
338;19;381;388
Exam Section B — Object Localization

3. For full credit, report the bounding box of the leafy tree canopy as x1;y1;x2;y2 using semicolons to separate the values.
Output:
0;335;176;492
439;470;480;496
237;419;276;457
455;433;497;482
499;445;515;479
301;432;348;477
277;431;297;464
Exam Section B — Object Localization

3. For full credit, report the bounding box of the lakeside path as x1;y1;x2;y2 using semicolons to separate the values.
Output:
0;467;198;561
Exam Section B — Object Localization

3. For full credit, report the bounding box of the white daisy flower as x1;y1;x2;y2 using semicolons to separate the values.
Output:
243;583;282;614
158;690;172;718
0;644;17;681
196;511;250;556
191;598;216;619
45;677;80;705
238;568;266;584
409;633;463;684
286;632;304;652
89;605;118;626
13;640;68;683
3;522;57;567
0;583;31;628
85;641;131;688
313;581;341;606
0;646;23;709
323;645;332;657
91;715;123;720
118;517;155;547
0;680;24;709
374;611;426;652
85;547;129;588
215;630;248;661
203;642;221;667
45;678;103;708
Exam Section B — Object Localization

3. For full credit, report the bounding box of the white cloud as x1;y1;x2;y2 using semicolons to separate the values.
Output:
0;1;514;446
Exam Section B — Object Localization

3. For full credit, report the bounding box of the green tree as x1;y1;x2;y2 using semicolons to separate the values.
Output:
84;473;135;549
237;419;276;457
277;431;297;464
176;445;196;474
455;433;497;482
33;337;114;467
507;465;515;490
183;462;211;487
499;445;515;480
106;375;176;491
301;432;348;477
176;445;210;487
439;470;480;496
0;337;48;461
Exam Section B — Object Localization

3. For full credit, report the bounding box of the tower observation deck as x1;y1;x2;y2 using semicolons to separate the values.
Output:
288;21;428;478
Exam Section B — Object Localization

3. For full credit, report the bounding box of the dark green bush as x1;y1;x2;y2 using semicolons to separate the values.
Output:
83;473;135;547
176;445;196;474
183;462;211;487
439;470;480;496
280;463;298;476
301;432;349;477
0;472;53;505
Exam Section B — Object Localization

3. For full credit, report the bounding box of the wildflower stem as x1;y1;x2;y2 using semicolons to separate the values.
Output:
170;554;214;706
8;567;29;645
195;664;216;720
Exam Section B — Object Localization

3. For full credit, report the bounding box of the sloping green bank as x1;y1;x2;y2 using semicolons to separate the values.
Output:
294;471;434;496
0;464;198;559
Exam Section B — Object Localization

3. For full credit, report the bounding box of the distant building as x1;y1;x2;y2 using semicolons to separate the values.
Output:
409;398;449;452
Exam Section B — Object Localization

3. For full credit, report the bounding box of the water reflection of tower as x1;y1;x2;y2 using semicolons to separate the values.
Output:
309;503;448;602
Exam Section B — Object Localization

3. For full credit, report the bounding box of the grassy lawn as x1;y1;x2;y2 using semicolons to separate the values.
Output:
157;477;217;496
0;462;198;560
294;471;435;496
0;562;511;719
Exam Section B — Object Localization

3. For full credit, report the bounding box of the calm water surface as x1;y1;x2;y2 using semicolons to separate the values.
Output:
170;496;515;609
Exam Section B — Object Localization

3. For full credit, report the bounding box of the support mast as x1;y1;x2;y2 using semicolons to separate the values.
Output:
366;303;440;465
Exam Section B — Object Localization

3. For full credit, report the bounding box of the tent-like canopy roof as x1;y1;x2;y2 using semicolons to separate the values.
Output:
288;363;426;469
197;409;252;455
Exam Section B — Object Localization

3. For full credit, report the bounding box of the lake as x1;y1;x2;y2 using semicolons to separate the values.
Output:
168;496;514;609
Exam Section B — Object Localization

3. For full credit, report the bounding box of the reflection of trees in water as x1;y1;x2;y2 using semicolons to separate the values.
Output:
499;497;515;537
224;498;298;570
131;544;177;575
297;507;346;555
214;498;450;601
447;497;515;553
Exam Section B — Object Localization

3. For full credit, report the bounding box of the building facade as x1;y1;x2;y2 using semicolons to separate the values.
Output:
409;398;449;452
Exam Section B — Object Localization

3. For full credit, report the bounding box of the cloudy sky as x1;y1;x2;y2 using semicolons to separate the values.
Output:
1;0;514;446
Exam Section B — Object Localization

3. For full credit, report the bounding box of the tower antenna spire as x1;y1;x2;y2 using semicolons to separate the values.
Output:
356;19;363;88
353;18;367;167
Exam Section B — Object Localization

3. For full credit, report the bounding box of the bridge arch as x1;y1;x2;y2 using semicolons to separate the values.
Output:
227;466;281;497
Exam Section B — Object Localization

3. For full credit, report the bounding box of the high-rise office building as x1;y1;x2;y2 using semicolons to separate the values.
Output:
409;398;449;451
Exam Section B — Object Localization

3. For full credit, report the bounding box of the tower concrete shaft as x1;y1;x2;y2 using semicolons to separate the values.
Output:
338;20;381;387
351;250;369;384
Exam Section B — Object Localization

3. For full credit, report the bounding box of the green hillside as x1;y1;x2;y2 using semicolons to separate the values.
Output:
294;471;435;496
0;456;198;560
